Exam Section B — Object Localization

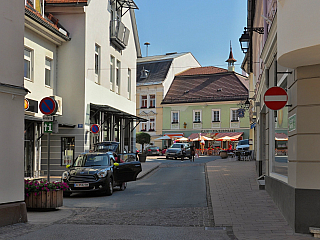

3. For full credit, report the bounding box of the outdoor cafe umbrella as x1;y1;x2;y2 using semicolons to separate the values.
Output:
176;137;189;142
191;136;213;141
215;136;238;141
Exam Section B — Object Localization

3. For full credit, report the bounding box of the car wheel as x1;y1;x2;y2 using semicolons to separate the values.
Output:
174;157;177;160
166;156;169;159
105;177;113;196
63;192;71;197
120;182;127;191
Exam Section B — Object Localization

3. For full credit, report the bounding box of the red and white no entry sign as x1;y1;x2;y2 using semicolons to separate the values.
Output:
264;87;288;110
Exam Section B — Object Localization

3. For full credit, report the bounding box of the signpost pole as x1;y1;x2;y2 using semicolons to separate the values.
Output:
47;133;50;182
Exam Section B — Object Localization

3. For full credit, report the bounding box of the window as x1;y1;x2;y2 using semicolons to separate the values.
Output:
61;137;75;166
95;44;100;78
141;122;147;131
231;109;239;122
171;111;179;124
24;48;32;80
149;95;155;108
110;55;115;90
149;118;155;131
141;95;147;108
193;110;201;123
116;60;121;92
212;109;220;122
127;68;131;99
45;58;52;87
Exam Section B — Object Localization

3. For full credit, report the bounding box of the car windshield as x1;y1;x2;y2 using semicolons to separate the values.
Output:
238;139;249;145
94;142;118;152
170;144;183;148
73;154;109;167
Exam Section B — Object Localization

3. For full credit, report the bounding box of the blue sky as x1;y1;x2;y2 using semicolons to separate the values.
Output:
134;0;247;74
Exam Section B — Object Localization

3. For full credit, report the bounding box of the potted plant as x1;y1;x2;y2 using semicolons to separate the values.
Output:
136;132;151;162
24;179;69;209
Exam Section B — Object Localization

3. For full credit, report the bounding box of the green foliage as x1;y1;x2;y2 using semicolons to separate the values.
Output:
136;132;151;152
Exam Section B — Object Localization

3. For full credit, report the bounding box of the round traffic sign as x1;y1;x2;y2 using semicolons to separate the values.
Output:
264;87;288;110
91;124;100;134
39;97;58;115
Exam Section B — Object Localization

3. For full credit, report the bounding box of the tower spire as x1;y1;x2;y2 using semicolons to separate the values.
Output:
226;41;237;72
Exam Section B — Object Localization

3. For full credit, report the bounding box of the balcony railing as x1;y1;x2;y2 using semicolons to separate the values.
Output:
110;20;130;50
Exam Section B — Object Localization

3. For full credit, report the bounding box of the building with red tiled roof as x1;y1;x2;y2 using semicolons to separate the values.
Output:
160;59;250;149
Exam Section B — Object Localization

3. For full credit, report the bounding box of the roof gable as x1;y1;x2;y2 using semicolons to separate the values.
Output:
162;71;249;104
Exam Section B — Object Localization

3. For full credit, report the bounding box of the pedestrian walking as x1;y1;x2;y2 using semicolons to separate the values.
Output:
190;145;195;162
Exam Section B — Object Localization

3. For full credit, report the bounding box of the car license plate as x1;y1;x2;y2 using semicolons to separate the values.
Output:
74;183;89;187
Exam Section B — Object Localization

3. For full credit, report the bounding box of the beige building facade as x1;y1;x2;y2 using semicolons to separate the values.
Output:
241;0;320;233
136;53;200;149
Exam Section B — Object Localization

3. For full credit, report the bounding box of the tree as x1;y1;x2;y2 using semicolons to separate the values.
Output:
136;132;151;153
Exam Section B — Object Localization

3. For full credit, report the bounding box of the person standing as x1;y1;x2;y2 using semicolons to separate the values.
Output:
190;145;196;162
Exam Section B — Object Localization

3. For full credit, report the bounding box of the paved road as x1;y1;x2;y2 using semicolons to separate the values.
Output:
1;156;233;240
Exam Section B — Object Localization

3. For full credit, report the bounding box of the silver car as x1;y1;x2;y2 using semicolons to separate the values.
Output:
165;143;191;160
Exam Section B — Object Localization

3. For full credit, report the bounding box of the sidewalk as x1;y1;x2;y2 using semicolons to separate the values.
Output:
137;160;161;179
206;158;313;240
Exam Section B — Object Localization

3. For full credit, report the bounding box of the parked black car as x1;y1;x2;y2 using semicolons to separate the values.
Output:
145;146;160;155
165;143;192;160
62;152;142;196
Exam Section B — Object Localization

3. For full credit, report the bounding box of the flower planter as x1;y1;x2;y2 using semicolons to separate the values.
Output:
25;190;63;209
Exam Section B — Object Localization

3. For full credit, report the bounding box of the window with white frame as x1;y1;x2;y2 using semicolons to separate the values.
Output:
149;95;155;108
212;109;220;122
231;109;239;122
95;44;100;81
127;68;131;99
110;55;115;90
116;60;121;93
171;111;179;124
45;57;52;87
141;95;147;108
193;110;201;123
24;48;33;81
149;118;155;131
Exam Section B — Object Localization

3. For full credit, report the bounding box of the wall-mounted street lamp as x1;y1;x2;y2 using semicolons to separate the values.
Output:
239;31;250;54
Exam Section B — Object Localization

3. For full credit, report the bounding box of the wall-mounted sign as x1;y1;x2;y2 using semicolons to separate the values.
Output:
24;99;29;111
264;87;288;110
289;114;296;132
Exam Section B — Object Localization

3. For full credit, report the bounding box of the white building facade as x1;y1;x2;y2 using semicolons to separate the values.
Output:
0;0;28;227
42;0;143;177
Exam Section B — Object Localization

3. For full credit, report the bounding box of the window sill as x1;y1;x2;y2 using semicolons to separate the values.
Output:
231;120;239;122
193;122;202;124
149;106;155;108
171;122;179;124
141;107;147;109
212;121;220;123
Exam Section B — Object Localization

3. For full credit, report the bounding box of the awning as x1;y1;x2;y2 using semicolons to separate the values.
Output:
215;132;244;141
90;103;147;122
275;133;288;141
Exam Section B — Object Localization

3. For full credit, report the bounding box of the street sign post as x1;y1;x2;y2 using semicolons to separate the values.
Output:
39;97;58;115
264;87;288;110
91;124;100;134
44;122;53;133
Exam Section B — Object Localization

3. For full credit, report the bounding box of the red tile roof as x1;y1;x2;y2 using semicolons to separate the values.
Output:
25;1;70;39
45;0;87;3
177;66;228;76
162;71;249;104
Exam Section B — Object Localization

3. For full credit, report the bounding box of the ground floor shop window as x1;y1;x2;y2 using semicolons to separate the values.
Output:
61;137;75;166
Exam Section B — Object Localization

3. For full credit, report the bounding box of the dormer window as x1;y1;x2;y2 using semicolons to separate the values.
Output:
140;67;150;79
27;0;44;16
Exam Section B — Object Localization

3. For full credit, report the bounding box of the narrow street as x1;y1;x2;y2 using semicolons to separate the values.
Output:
1;156;233;240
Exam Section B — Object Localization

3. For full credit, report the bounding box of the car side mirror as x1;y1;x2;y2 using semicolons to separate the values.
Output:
114;162;120;167
66;165;71;169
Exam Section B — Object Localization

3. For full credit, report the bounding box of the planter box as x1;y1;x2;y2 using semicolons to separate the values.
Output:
25;190;63;209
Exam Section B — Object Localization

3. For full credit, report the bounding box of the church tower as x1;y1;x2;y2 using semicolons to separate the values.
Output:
226;41;237;72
